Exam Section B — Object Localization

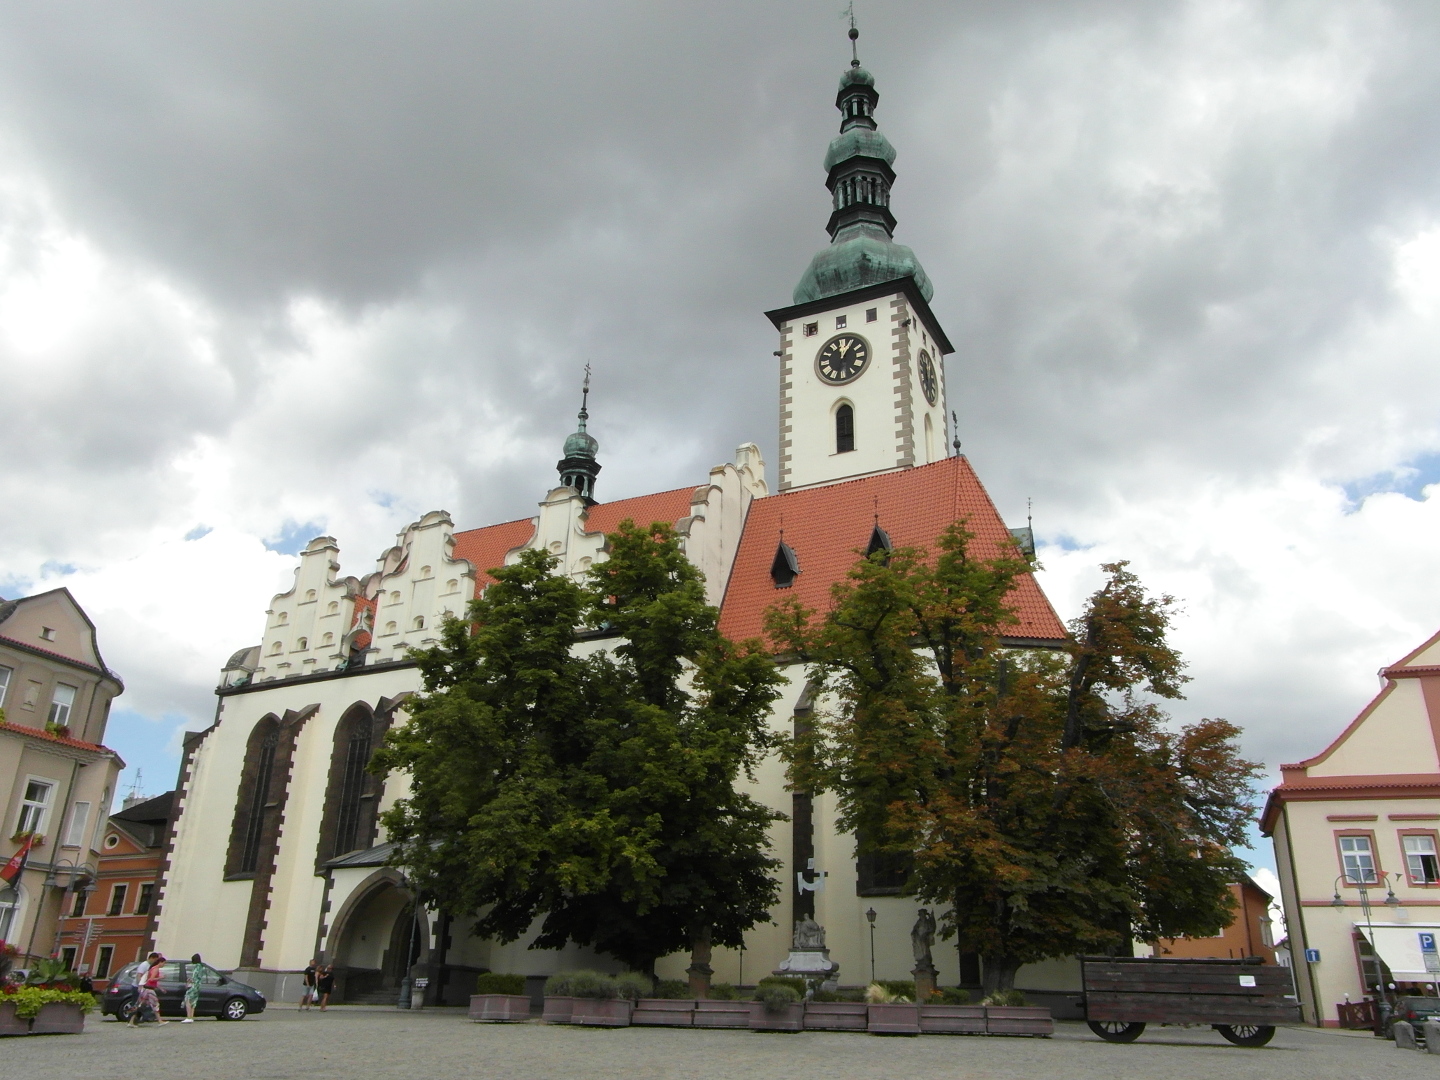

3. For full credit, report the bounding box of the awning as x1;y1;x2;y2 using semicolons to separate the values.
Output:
1356;923;1440;981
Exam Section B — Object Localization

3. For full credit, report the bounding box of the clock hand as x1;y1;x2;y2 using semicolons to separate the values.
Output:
837;340;850;357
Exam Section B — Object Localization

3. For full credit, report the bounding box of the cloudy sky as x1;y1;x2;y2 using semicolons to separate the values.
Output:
3;1;1440;879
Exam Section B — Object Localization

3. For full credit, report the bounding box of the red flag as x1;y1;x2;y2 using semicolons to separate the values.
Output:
0;834;35;888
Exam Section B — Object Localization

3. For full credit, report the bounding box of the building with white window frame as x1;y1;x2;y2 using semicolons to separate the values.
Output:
1263;627;1440;1025
0;588;125;964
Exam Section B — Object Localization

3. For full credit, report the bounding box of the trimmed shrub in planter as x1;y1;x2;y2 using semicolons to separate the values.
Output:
750;984;803;1033
572;999;632;1027
543;973;576;1024
984;1006;1053;1036
613;972;652;1001
867;1002;920;1035
804;1001;868;1031
475;973;527;995
631;999;696;1027
693;999;750;1028
0;1000;29;1036
30;1001;86;1035
919;1004;985;1034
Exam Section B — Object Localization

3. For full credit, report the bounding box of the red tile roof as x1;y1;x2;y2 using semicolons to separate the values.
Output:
452;518;537;589
583;487;696;536
718;458;1067;646
451;488;697;588
0;719;114;755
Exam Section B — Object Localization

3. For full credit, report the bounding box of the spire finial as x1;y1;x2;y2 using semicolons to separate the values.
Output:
845;3;859;66
578;363;592;430
951;410;961;455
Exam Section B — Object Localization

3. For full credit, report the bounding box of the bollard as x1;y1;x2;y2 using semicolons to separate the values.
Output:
1424;1019;1440;1053
1393;1020;1417;1050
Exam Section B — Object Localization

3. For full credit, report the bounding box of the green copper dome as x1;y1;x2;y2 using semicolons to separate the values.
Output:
824;127;896;172
564;428;598;458
793;223;933;305
839;65;874;89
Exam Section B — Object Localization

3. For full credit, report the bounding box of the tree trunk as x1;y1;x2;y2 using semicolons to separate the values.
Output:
980;954;1020;998
686;925;713;999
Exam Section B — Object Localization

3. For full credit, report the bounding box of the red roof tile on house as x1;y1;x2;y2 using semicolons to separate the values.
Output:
718;458;1067;646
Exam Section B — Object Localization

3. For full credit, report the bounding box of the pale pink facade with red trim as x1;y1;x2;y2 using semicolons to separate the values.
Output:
1262;628;1440;1025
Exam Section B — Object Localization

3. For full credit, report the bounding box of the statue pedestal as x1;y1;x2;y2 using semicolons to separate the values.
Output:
911;962;938;1003
774;948;839;991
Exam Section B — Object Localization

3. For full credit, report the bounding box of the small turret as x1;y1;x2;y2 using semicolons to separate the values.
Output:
557;367;601;505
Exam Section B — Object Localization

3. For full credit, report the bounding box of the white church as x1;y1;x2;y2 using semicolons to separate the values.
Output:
153;42;1074;1010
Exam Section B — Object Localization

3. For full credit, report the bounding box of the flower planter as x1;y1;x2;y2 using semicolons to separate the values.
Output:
631;998;695;1027
30;1001;85;1035
0;1000;30;1036
804;1001;868;1031
542;995;575;1024
692;999;750;1028
749;1001;805;1032
468;993;532;1022
919;1004;985;1034
571;998;632;1027
985;1005;1053;1036
867;1002;920;1035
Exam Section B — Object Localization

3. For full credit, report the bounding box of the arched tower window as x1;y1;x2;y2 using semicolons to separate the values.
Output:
227;716;281;876
924;413;935;463
836;403;855;454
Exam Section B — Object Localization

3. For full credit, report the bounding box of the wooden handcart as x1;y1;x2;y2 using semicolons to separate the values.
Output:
1081;956;1301;1047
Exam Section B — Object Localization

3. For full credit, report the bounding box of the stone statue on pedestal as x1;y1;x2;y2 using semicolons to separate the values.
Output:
774;917;840;990
910;908;938;1001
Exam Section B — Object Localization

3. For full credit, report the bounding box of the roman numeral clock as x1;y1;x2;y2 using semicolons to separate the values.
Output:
816;334;870;383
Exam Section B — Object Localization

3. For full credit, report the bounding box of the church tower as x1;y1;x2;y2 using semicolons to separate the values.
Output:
766;25;953;491
556;370;601;505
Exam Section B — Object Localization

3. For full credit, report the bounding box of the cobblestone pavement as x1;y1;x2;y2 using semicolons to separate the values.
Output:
8;1006;1438;1080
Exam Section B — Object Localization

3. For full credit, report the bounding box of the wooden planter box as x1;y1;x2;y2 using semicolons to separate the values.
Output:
632;999;695;1027
867;1002;920;1035
919;1004;986;1034
542;995;575;1024
985;1005;1053;1036
804;1001;868;1031
692;999;750;1029
30;1002;86;1035
571;998;633;1027
0;1000;29;1036
749;1001;805;1032
468;994;532;1022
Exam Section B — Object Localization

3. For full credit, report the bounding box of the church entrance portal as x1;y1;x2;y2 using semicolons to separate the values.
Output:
328;876;426;1003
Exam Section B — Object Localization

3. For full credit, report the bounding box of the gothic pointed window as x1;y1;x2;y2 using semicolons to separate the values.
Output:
836;403;855;454
316;703;387;864
771;541;800;589
227;716;281;877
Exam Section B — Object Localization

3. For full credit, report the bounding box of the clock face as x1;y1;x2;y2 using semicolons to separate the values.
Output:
918;350;938;406
816;333;870;384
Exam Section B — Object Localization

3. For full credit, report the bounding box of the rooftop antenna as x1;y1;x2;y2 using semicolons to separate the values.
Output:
845;4;860;66
125;769;143;805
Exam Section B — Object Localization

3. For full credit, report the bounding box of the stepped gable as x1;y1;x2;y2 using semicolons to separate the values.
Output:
718;457;1066;646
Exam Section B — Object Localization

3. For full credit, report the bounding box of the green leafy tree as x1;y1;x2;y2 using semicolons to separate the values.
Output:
374;521;783;977
769;525;1260;994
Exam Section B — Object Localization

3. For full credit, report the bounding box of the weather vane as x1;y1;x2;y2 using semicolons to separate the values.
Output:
843;3;860;66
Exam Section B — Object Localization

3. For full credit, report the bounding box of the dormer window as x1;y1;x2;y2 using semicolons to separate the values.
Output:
771;541;800;589
866;524;893;562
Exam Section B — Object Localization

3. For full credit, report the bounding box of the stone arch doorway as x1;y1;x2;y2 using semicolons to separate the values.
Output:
326;870;428;1004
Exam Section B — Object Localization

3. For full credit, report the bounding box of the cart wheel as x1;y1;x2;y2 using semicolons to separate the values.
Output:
1214;1024;1275;1047
1087;1020;1146;1043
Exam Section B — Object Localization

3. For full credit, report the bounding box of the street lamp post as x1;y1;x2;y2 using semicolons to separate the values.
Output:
866;907;877;984
1331;870;1401;1025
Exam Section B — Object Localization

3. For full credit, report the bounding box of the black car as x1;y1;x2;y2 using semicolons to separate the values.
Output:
101;960;267;1021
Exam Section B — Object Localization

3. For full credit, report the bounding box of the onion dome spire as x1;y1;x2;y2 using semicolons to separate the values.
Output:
557;365;601;505
793;20;933;305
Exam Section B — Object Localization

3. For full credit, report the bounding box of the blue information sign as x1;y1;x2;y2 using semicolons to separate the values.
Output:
1304;948;1321;963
